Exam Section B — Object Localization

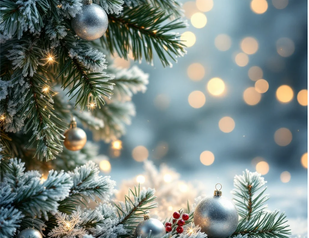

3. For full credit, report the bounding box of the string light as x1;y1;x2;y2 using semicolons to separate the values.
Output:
45;53;56;65
99;159;111;173
42;86;49;93
87;94;97;110
111;140;122;150
207;77;225;96
0;115;5;121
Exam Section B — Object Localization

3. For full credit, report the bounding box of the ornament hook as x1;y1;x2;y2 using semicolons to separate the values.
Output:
214;183;222;197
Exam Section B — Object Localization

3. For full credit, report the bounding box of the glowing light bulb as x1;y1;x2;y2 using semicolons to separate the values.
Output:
42;86;49;93
0;115;5;121
99;160;111;173
111;140;122;150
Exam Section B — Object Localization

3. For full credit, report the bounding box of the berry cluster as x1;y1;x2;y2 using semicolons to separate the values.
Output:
165;211;190;234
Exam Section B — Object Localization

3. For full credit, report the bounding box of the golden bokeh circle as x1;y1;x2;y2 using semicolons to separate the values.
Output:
183;1;199;18
251;0;268;14
276;85;294;103
280;171;291;183
297;89;307;106
207;77;226;96
200;151;215;166
235;53;249;67
243;87;261;105
181;31;196;47
218;116;235;133
196;0;213;12
188;91;206;108
255;79;269;93
241;37;259;55
248;66;263;81
215;34;232;51
256;161;269;175
99;160;111;173
274;128;292;146
191;12;207;29
301;153;308;169
132;146;149;162
187;63;205;81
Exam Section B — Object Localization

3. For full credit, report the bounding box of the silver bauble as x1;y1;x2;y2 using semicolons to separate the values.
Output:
135;215;166;238
64;118;87;151
17;228;43;238
71;1;108;41
194;184;238;238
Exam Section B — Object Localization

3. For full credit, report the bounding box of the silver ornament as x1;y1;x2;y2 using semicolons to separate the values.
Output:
71;0;108;41
194;184;238;238
17;228;43;238
135;215;166;238
64;117;87;151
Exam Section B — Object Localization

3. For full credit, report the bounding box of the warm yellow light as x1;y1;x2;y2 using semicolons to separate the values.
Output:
235;52;249;67
168;206;173;211
274;128;292;146
214;34;232;51
297;89;307;106
89;102;96;109
196;0;213;12
154;94;170;110
280;171;291;183
191;12;207;29
207;77;225;96
251;0;268;14
178;182;188;192
301;153;308;169
276;38;295;57
248;66;263;81
188;91;206;109
0;115;5;121
183;1;199;18
219;116;235;133
255;79;269;93
46;54;55;64
42;86;49;93
276;85;294;103
136;175;146;184
65;222;71;229
187;63;205;81
114;57;130;69
200;151;215;166
243;87;261;106
181;31;196;47
240;37;259;55
99;160;111;173
112;140;122;150
272;0;289;10
256;161;269;175
132;146;149;162
164;174;172;183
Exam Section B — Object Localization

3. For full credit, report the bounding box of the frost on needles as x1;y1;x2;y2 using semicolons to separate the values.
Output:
0;0;186;162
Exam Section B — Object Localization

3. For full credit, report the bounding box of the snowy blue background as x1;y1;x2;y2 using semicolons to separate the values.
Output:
96;0;307;236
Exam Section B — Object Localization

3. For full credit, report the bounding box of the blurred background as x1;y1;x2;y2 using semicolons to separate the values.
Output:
94;0;307;236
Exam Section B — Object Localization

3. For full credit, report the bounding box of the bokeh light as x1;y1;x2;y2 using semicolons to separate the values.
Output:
252;156;264;166
255;79;269;93
219;116;235;133
183;1;199;18
241;37;259;55
181;31;196;47
272;0;289;10
301;153;308;169
196;0;213;12
235;52;249;67
297;89;307;106
154;141;169;159
188;91;206;108
99;160;111;173
280;171;291;183
111;140;122;150
207;77;226;96
187;63;205;81
276;85;294;103
251;0;268;14
136;175;146;184
248;66;263;81
191;12;207;29
274;128;292;146
243;87;261;105
178;182;188;192
164;174;172;183
154;94;170;110
113;57;130;68
200;151;215;166
256;161;269;175
215;34;232;51
132;146;149;162
276;38;295;57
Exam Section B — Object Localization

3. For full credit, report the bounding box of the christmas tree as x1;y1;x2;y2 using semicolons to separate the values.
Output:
0;0;291;237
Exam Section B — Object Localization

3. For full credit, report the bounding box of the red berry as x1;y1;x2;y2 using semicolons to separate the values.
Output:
165;226;172;232
172;219;177;224
176;226;184;233
177;219;185;226
173;212;180;219
165;222;172;227
182;213;189;221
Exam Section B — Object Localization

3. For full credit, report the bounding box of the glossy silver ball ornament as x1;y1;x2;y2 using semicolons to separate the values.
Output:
194;184;238;238
135;215;166;238
64;118;87;151
71;0;108;41
17;228;43;238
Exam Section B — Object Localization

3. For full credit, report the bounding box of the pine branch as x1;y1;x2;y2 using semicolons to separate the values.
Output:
101;4;186;67
91;101;135;142
59;162;115;214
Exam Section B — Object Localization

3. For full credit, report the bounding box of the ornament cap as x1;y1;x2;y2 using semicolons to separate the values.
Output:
84;0;93;4
214;183;222;197
144;214;150;220
69;117;77;128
